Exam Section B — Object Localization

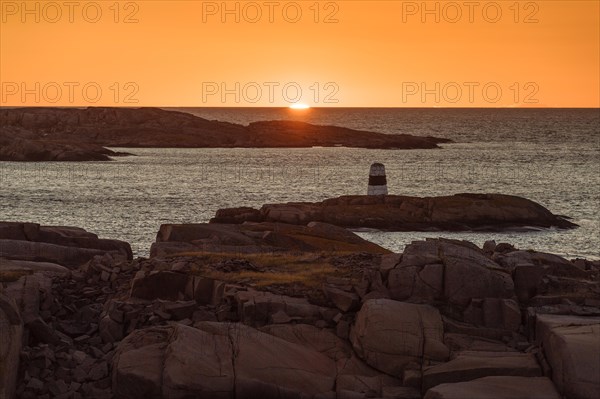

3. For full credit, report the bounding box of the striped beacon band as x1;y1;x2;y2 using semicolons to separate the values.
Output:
367;163;388;195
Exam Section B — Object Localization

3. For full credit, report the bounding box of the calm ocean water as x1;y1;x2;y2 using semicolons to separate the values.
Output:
1;108;599;259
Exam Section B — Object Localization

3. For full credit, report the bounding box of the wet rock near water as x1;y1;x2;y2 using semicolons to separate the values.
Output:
211;193;578;231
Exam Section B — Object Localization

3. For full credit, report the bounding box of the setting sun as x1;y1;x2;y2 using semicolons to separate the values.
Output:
289;103;310;110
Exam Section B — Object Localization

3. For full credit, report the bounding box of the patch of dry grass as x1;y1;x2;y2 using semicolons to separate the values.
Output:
170;251;363;295
208;262;339;288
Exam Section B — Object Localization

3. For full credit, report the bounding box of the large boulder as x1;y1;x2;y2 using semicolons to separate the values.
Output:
424;376;561;399
387;239;515;308
112;326;233;399
351;299;449;377
496;250;594;303
536;315;600;399
260;324;406;397
112;322;337;398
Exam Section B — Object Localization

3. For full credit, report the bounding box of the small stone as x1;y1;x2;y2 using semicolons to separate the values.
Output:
323;285;360;312
72;350;88;364
163;300;196;320
171;261;188;272
81;356;96;373
86;336;101;347
483;240;497;253
34;346;56;363
101;343;113;353
54;366;70;381
336;320;350;339
30;357;51;370
73;368;87;383
99;315;123;343
90;346;105;359
332;313;343;324
26;378;45;391
88;361;108;381
154;309;172;320
109;307;124;323
40;368;52;379
74;335;90;343
70;381;82;391
48;379;69;395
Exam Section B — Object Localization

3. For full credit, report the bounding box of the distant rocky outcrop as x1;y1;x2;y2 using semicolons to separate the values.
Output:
0;107;451;161
0;129;130;162
1;221;599;399
211;193;578;231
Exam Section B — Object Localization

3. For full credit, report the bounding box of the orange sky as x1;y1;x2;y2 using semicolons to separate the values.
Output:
1;0;599;107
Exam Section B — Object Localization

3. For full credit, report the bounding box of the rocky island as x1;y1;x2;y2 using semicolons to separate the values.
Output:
1;220;598;399
211;193;578;231
0;107;451;161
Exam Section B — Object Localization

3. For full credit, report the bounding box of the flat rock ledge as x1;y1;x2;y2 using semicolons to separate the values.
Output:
150;221;390;257
1;222;598;399
211;193;578;231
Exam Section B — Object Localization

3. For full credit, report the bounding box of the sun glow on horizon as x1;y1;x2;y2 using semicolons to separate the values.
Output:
289;103;310;110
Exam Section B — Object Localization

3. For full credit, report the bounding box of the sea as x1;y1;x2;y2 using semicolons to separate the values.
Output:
1;108;599;259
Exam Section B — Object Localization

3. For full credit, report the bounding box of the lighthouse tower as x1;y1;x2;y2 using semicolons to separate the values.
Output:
367;163;388;195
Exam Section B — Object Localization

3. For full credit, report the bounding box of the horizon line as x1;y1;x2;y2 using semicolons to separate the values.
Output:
2;106;599;110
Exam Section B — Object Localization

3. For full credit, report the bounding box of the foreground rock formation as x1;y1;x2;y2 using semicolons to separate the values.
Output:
1;221;598;399
211;193;578;231
0;107;451;161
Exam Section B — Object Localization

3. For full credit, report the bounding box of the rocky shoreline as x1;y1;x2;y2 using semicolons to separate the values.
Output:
0;107;452;161
1;220;598;399
211;193;578;231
